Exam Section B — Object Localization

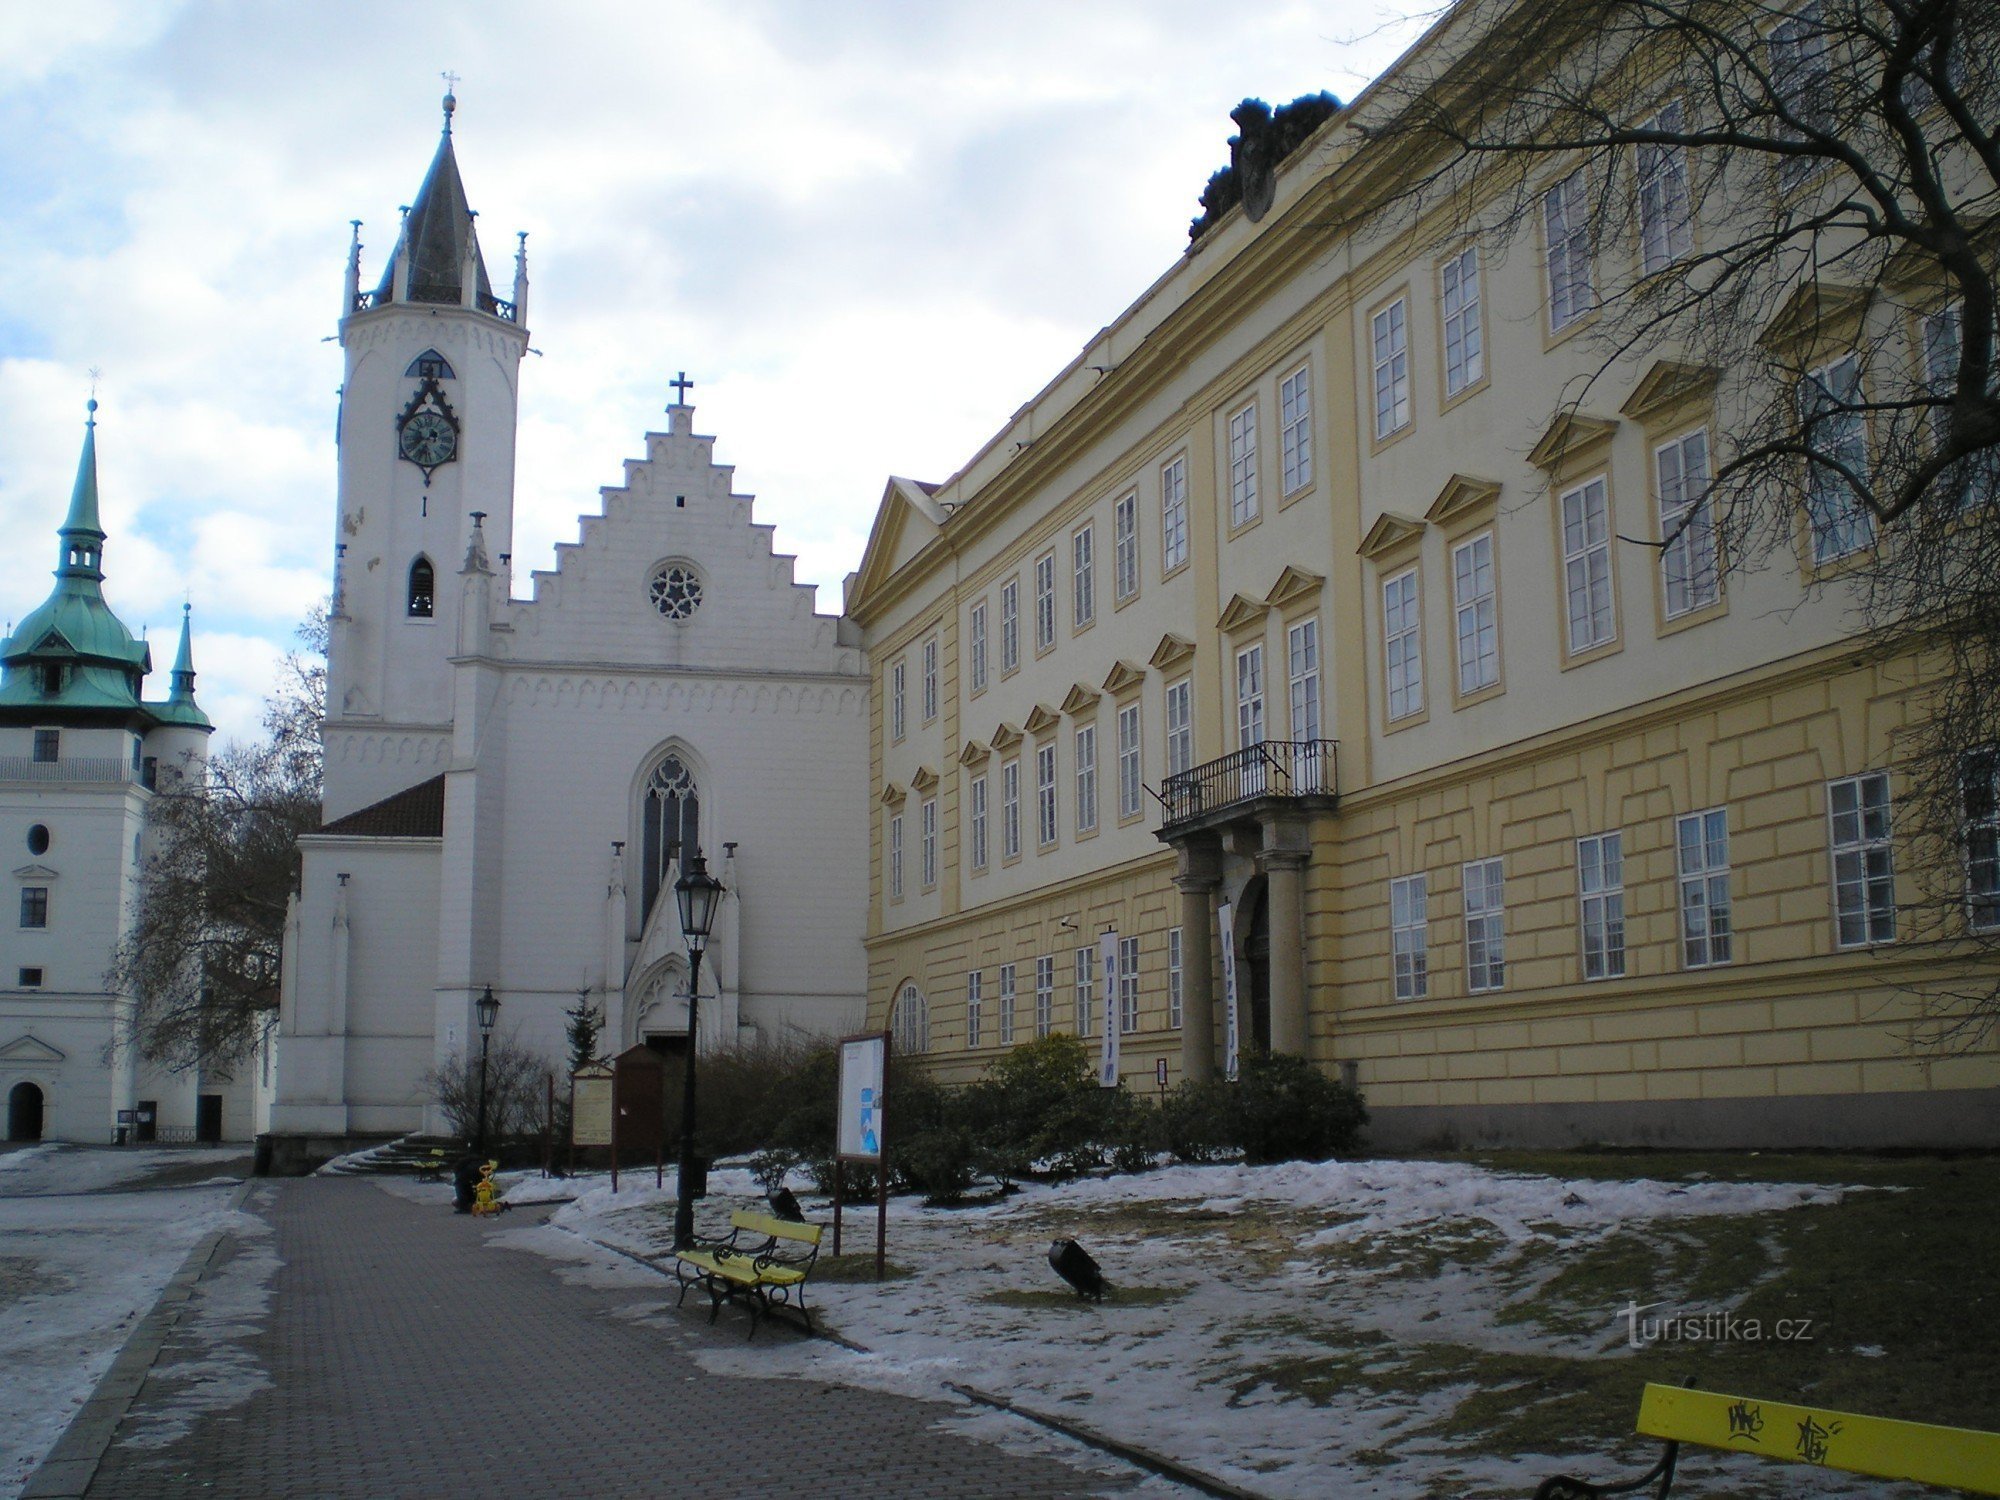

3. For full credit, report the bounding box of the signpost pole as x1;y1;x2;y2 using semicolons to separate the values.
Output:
874;1041;889;1282
832;1159;844;1257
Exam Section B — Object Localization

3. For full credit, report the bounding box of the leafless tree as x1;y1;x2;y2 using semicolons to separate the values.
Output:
1352;0;1998;1037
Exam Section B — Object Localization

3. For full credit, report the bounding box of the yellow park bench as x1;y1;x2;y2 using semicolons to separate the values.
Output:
1535;1381;2000;1497
673;1210;823;1338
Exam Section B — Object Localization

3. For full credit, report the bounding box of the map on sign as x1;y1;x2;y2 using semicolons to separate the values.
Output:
838;1034;887;1161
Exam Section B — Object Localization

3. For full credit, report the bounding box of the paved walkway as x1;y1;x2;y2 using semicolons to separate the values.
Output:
67;1177;1139;1499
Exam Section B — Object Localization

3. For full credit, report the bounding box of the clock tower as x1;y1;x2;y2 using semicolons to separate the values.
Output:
326;90;529;820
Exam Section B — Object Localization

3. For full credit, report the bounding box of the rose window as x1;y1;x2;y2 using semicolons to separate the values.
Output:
649;563;702;620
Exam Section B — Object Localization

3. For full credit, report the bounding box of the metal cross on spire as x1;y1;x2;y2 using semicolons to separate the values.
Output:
669;371;694;407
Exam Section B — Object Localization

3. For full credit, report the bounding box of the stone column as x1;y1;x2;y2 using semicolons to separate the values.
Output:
1172;835;1223;1082
1259;843;1311;1056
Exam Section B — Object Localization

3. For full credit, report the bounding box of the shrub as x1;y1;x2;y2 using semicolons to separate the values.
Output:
1159;1078;1237;1164
1230;1052;1368;1164
958;1034;1122;1180
420;1035;551;1145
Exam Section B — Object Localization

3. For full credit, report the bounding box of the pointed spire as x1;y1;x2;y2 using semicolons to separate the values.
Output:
170;604;196;695
59;399;105;581
371;91;494;313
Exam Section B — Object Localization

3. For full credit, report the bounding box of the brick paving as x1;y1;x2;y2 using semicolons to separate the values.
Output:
79;1177;1139;1499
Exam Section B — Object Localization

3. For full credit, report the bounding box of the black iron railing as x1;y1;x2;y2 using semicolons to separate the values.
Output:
1158;739;1337;831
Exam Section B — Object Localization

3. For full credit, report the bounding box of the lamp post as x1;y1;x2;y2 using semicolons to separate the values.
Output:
672;851;725;1249
474;986;500;1158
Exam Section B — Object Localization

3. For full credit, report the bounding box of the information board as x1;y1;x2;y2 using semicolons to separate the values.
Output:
838;1033;887;1161
571;1063;613;1147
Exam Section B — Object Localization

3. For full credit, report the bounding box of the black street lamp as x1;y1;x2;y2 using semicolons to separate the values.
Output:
474;986;500;1158
672;852;725;1249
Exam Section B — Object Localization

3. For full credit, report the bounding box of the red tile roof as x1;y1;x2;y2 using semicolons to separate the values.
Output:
319;775;446;838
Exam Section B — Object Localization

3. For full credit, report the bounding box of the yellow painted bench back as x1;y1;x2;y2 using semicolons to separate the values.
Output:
728;1210;823;1247
1637;1383;2000;1495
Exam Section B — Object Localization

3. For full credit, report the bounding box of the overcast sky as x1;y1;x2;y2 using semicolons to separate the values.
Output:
0;1;1428;747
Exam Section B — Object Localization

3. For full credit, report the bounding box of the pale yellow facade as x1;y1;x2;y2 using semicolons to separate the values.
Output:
846;6;2000;1146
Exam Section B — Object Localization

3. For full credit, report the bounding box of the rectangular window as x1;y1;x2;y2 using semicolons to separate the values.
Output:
1677;808;1733;967
1287;619;1321;741
1228;403;1259;525
1920;305;1994;509
999;963;1017;1046
920;798;937;889
970;774;988;872
890;660;907;742
1441;247;1483;397
1561;477;1618;652
1770;3;1832;186
1577;832;1627;980
1074;723;1097;834
1119;936;1140;1033
1451;533;1499;695
1236;644;1265;748
1391;873;1428;1000
1167;927;1184;1029
889;813;904;901
1280;366;1313;494
31;729;58;764
1545;168;1594;331
1000;579;1020;672
922;635;938;723
1383;570;1423;721
1161;455;1189;572
1037;743;1058;847
18;967;43;989
1117;703;1143;820
1829;772;1896;947
1658;429;1721;616
1002;760;1022;860
1074;947;1093;1036
1965;750;2000;930
966;971;983;1049
1801;355;1874;564
1034;552;1056;652
20;887;49;929
1072;525;1095;628
1035;954;1055;1037
1372;298;1410;438
1165;679;1193;778
1114;492;1139;601
1637;100;1692;273
1463;859;1505;992
969;601;988;693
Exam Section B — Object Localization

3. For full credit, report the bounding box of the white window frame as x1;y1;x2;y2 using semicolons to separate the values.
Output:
1391;873;1428;1000
1114;492;1139;601
1035;954;1055;1037
1037;742;1058;848
1769;2;1832;187
1463;858;1506;992
920;797;937;890
1451;532;1499;695
1002;759;1022;861
1167;927;1183;1029
966;970;983;1049
1236;643;1265;749
1034;551;1057;652
1577;832;1627;980
1287;618;1321;741
1801;354;1874;564
1544;167;1595;332
889;813;904;901
1440;246;1483;397
1074;946;1093;1036
1000;579;1020;673
1119;936;1140;1034
998;963;1017;1047
1073;524;1095;628
890;659;906;742
1074;723;1098;835
894;983;929;1055
1658;428;1721;617
969;773;988;872
1677;808;1733;968
1161;455;1189;572
969;600;988;694
1637;99;1693;273
1165;678;1193;777
1829;772;1896;948
1117;702;1143;820
922;634;938;723
1920;304;1994;509
1383;569;1423;722
1228;402;1259;525
1372;297;1411;439
1279;365;1313;495
1560;476;1618;653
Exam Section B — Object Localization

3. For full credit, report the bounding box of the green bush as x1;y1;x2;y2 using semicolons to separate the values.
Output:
1230;1052;1368;1163
1159;1078;1237;1163
958;1034;1127;1180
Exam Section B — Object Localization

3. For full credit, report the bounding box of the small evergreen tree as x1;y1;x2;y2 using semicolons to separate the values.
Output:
564;989;602;1073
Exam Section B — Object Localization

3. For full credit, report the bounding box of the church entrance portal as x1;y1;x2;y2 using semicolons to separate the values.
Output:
644;1033;689;1061
1240;881;1272;1058
8;1082;44;1142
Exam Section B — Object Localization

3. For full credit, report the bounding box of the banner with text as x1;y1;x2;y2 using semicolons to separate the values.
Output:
1098;929;1121;1087
1218;900;1240;1082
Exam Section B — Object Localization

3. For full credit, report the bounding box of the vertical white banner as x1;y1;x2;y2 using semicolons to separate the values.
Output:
1217;900;1240;1082
1098;929;1121;1087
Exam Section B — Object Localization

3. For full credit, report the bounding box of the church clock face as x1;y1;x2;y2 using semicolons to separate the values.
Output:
395;376;461;487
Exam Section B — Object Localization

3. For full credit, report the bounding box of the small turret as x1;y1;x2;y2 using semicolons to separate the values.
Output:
152;605;212;730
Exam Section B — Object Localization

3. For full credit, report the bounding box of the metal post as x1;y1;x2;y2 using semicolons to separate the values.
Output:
672;947;703;1249
475;1026;492;1157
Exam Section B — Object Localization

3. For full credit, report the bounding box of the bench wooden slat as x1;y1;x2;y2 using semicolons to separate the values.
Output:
1637;1382;2000;1494
727;1211;821;1245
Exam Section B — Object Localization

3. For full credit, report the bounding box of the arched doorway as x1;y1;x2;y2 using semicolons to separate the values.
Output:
1239;880;1272;1058
8;1082;45;1142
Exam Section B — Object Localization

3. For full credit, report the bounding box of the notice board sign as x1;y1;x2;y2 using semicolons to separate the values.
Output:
837;1032;887;1161
570;1062;614;1148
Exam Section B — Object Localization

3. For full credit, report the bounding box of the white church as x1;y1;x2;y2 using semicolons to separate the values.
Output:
268;95;870;1165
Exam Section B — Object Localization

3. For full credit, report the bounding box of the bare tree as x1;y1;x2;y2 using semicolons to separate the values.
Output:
1352;0;1998;1036
109;608;326;1070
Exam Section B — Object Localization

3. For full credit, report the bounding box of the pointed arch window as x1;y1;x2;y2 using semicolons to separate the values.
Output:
640;755;701;923
407;557;435;618
404;349;457;380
